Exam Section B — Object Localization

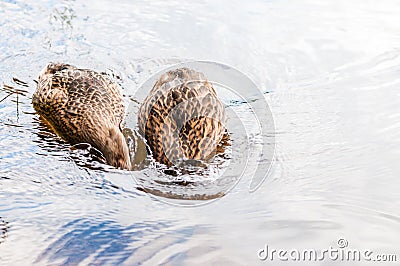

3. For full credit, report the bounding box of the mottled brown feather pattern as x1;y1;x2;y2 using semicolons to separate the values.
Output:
138;68;227;166
32;63;131;169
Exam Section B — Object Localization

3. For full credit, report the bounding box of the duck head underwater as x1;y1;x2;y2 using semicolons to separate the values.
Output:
32;63;227;170
33;63;131;169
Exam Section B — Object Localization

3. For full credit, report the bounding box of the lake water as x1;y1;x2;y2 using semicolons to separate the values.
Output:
1;0;400;265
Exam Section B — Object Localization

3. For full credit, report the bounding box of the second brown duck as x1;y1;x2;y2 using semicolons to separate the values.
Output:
138;67;227;166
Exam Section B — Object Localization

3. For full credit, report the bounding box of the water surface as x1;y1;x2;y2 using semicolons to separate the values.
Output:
1;0;400;265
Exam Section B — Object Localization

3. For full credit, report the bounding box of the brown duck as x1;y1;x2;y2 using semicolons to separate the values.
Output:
33;64;227;169
138;67;227;166
32;63;131;169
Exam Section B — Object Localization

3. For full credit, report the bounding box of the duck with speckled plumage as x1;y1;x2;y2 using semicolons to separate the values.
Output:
33;63;228;170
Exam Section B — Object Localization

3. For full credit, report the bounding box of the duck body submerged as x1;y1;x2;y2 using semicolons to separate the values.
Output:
138;68;227;166
33;64;227;170
32;63;131;169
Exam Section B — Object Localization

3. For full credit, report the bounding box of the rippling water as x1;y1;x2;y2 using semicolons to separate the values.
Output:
1;0;400;265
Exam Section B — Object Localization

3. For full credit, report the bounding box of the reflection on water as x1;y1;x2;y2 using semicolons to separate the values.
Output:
1;0;400;264
50;6;76;31
36;219;201;265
